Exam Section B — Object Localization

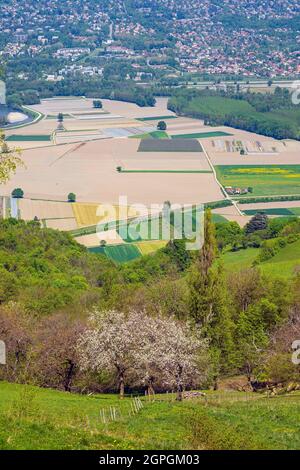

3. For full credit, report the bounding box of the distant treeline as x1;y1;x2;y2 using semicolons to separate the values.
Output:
6;77;156;108
168;88;300;140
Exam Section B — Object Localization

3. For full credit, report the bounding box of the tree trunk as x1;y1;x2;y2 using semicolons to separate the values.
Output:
176;366;183;401
147;377;155;397
213;380;218;391
64;360;75;392
119;371;125;399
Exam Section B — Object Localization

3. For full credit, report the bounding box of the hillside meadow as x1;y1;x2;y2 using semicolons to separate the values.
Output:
0;382;299;450
223;238;300;278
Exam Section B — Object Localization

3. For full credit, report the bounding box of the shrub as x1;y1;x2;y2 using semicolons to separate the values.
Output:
11;188;24;199
157;121;167;131
93;100;103;109
67;193;76;203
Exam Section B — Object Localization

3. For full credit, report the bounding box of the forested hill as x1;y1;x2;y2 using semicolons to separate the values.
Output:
0;219;115;315
0;218;181;315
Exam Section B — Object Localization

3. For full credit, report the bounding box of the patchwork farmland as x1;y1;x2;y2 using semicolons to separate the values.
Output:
1;96;300;263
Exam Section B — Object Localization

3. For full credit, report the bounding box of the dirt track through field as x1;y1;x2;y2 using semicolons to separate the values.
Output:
49;142;87;166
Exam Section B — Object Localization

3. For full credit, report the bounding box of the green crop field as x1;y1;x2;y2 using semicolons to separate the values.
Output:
5;134;52;142
89;244;143;264
243;208;295;216
216;165;300;197
103;244;141;264
119;169;212;174
86;206;208;263
211;214;229;223
135;240;167;256
136;116;177;122
130;131;169;139
171;131;232;139
0;382;299;450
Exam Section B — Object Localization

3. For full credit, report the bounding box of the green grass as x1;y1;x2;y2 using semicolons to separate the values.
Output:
223;248;259;272
216;165;300;197
243;208;295;216
119;169;212;174
223;239;300;278
262;238;300;278
0;382;299;450
131;131;169;139
171;131;232;139
136;116;177;122
5;134;52;142
135;240;167;255
211;214;228;224
103;244;142;264
291;207;300;215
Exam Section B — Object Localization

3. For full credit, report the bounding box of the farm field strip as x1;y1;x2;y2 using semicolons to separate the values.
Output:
5;134;52;142
130;130;169;139
72;203;143;228
138;139;203;152
136;115;177;121
18;198;74;221
216;165;300;198
171;131;232;139
243;208;296;216
119;169;212;174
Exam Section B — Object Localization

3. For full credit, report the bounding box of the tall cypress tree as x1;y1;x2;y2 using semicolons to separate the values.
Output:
188;210;234;377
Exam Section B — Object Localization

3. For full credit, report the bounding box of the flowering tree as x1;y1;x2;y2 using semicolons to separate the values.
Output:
78;310;143;399
154;317;208;401
78;310;208;401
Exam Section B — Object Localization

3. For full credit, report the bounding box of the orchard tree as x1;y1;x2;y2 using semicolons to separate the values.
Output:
153;317;208;401
78;310;208;400
78;310;143;399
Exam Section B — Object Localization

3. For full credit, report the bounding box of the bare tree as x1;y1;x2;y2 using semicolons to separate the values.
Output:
32;313;85;392
0;305;32;382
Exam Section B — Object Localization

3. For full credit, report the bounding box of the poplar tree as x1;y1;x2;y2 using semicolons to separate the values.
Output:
188;210;234;378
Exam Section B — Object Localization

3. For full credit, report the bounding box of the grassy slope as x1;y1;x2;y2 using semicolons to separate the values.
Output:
0;382;299;450
223;239;300;278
